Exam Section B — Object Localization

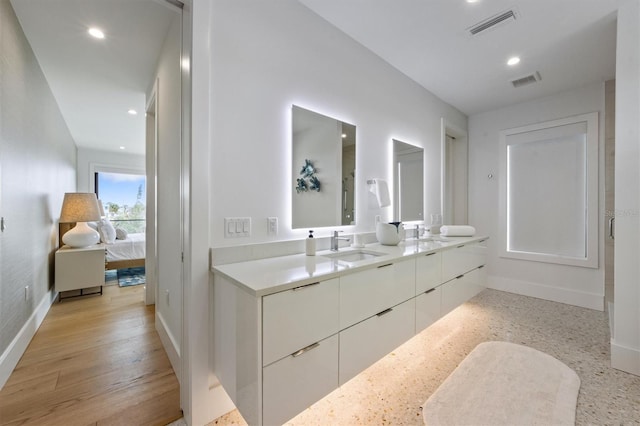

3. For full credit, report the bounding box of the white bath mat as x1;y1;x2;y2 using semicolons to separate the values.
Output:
422;341;580;426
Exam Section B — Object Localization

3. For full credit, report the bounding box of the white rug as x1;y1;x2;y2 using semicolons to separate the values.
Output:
422;341;580;426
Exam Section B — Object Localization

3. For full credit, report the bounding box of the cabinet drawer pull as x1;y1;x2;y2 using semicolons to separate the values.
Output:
377;263;393;269
293;282;320;291
291;342;320;357
425;252;435;257
478;265;485;269
376;308;393;317
479;239;487;243
456;274;464;279
424;288;436;294
457;244;465;249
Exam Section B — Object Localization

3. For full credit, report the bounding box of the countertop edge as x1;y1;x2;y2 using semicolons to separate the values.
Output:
211;235;489;297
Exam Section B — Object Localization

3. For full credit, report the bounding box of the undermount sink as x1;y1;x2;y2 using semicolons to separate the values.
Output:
322;249;386;263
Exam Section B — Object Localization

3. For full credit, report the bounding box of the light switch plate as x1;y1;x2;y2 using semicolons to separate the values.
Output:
267;217;278;236
224;217;251;238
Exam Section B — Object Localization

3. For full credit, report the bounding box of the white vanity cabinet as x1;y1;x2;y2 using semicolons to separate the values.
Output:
415;251;442;294
414;251;444;332
415;286;442;331
263;334;339;426
339;258;415;329
262;278;339;366
339;298;415;384
441;265;487;315
212;235;488;426
440;239;488;316
441;239;487;282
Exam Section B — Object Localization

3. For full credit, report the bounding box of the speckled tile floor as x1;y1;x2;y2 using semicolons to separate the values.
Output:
207;289;640;426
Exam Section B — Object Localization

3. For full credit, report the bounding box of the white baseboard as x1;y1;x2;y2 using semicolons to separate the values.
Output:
0;289;56;389
611;340;640;376
156;311;181;383
488;275;604;311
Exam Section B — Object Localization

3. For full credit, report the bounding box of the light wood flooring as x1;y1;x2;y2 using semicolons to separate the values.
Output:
0;284;182;426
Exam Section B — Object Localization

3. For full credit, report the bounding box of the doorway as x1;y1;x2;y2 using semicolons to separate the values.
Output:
441;119;469;225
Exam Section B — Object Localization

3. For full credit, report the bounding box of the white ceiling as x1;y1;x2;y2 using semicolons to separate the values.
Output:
11;0;620;157
10;0;179;155
299;0;620;115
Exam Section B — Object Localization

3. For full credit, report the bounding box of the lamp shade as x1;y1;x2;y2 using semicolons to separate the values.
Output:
60;193;102;248
60;193;101;223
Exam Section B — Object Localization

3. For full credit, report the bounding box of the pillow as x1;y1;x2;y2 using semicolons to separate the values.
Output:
97;219;116;244
115;227;128;240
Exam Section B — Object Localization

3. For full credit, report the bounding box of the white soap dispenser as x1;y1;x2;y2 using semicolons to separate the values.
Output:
305;230;316;256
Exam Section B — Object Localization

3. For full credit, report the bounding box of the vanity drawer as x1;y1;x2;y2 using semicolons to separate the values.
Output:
416;285;442;332
263;333;339;426
339;258;415;329
441;266;486;316
416;251;442;294
441;240;487;282
339;298;415;385
263;278;339;366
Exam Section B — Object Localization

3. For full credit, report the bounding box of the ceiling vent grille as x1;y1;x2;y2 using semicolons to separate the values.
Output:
468;10;517;36
510;72;542;88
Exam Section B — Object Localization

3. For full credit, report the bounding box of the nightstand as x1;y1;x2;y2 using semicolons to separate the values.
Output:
55;244;106;300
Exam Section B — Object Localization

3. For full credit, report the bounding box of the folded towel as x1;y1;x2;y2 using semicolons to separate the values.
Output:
440;225;476;237
369;178;391;207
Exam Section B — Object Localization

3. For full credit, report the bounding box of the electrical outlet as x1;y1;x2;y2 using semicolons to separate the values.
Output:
267;217;278;236
24;286;29;301
165;289;170;306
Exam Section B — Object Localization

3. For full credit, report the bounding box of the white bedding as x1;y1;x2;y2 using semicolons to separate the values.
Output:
105;232;145;261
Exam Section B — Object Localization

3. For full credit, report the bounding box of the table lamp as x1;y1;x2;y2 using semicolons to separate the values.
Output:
59;193;101;248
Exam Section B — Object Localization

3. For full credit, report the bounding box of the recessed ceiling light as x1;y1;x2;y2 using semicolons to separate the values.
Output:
119;146;125;150
342;133;347;138
128;109;137;115
88;27;105;39
467;0;479;3
507;56;521;66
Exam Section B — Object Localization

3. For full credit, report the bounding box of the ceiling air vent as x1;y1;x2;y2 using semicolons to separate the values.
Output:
510;72;542;88
468;10;517;36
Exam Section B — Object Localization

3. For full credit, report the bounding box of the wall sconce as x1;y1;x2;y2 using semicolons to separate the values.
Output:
59;193;101;248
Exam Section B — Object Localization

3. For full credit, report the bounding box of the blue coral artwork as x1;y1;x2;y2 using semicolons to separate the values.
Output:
295;159;321;193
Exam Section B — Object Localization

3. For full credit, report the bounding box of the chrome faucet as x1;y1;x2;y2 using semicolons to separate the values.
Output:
330;230;350;251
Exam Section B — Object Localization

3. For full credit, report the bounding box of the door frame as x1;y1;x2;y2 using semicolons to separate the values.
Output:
145;80;158;306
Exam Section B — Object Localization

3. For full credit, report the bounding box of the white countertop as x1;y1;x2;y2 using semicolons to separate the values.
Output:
212;235;488;297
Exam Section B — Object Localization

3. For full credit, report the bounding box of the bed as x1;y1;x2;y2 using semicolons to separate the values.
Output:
59;222;145;270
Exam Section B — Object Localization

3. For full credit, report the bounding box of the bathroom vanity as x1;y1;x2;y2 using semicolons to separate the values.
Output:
212;235;487;425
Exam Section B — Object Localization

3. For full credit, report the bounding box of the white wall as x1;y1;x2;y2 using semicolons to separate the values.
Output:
612;0;640;376
76;147;145;193
0;0;76;388
153;12;183;378
209;0;466;248
468;82;605;310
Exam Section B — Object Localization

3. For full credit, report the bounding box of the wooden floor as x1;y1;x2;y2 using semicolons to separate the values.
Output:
0;284;182;426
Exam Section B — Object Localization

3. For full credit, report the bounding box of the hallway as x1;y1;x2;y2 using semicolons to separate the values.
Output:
0;284;181;425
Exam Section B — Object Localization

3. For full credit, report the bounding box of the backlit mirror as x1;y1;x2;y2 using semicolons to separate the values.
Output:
393;139;423;222
292;105;356;229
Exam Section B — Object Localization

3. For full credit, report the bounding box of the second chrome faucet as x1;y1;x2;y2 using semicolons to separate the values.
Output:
330;230;350;251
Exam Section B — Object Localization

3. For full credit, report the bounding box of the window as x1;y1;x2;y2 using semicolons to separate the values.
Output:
95;171;146;233
499;112;598;268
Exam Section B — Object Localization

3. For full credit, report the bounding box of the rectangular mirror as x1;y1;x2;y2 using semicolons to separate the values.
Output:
292;105;356;229
393;139;423;222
